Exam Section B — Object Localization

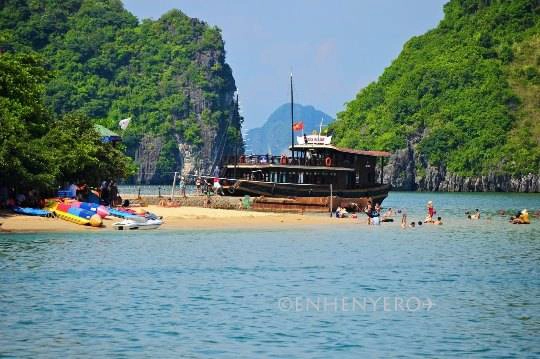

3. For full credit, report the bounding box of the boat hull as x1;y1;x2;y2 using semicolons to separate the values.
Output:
223;180;390;212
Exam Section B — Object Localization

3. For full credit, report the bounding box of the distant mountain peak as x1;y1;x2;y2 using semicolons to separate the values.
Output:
246;103;334;155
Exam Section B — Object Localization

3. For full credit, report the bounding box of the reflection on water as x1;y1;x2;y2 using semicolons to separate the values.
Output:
0;192;539;357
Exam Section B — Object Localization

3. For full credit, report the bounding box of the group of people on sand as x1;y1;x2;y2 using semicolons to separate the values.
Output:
184;176;224;196
0;187;44;209
99;180;120;206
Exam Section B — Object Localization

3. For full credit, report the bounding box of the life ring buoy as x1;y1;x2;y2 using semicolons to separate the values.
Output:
239;155;246;164
280;155;287;165
228;186;235;194
325;156;332;167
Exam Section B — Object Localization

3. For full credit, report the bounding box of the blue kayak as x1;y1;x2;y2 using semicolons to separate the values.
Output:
108;207;139;219
13;207;52;217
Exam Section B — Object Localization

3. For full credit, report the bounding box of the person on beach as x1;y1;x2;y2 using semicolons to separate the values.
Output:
195;177;202;195
179;176;187;197
109;180;118;206
337;206;349;218
100;180;110;205
213;178;224;196
202;178;210;195
68;183;78;199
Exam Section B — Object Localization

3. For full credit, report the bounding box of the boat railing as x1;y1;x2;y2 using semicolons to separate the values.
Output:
223;155;335;167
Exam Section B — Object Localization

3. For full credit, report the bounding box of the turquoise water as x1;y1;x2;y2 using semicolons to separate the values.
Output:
1;192;539;357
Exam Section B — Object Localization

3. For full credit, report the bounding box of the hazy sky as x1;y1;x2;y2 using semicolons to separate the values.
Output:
123;0;447;129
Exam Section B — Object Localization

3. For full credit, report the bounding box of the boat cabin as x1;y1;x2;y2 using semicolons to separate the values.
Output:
221;135;390;190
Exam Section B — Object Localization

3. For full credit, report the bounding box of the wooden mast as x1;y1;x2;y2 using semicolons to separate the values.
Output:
290;72;294;161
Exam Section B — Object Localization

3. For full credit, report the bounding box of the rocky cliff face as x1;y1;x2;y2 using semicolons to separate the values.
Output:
123;11;243;184
383;143;540;192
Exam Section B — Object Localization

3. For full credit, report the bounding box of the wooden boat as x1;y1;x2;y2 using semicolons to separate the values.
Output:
219;142;390;212
213;75;391;213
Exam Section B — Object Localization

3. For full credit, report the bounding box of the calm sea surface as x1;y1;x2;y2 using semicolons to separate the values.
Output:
1;192;539;357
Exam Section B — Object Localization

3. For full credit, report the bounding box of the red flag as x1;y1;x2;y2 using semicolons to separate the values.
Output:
293;121;304;131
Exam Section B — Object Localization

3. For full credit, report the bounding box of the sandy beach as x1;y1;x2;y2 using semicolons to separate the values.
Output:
0;205;349;233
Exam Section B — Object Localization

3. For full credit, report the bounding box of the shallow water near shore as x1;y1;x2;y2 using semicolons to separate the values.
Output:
1;192;539;357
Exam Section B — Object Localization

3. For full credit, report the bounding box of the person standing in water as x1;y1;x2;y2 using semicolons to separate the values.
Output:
426;201;436;223
401;212;408;229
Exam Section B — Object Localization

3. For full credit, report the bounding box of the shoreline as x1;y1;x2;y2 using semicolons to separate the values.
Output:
0;205;346;233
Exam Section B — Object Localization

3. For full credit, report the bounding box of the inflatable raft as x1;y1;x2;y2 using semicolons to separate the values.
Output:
50;203;90;225
48;202;101;226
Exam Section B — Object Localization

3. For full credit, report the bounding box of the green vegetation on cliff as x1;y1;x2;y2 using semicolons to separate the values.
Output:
1;0;243;184
330;0;539;177
0;52;134;190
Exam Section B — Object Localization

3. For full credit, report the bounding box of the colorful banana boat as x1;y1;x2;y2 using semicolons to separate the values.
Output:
70;201;109;218
47;202;102;226
48;203;90;225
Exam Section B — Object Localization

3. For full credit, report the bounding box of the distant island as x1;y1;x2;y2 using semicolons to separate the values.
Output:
330;0;539;192
246;103;334;155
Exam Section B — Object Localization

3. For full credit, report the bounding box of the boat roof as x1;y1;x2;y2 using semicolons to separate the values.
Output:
225;164;355;171
289;144;391;157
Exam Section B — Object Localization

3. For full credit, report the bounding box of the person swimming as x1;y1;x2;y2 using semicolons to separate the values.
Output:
433;216;443;225
409;221;416;228
471;209;480;220
511;209;530;224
